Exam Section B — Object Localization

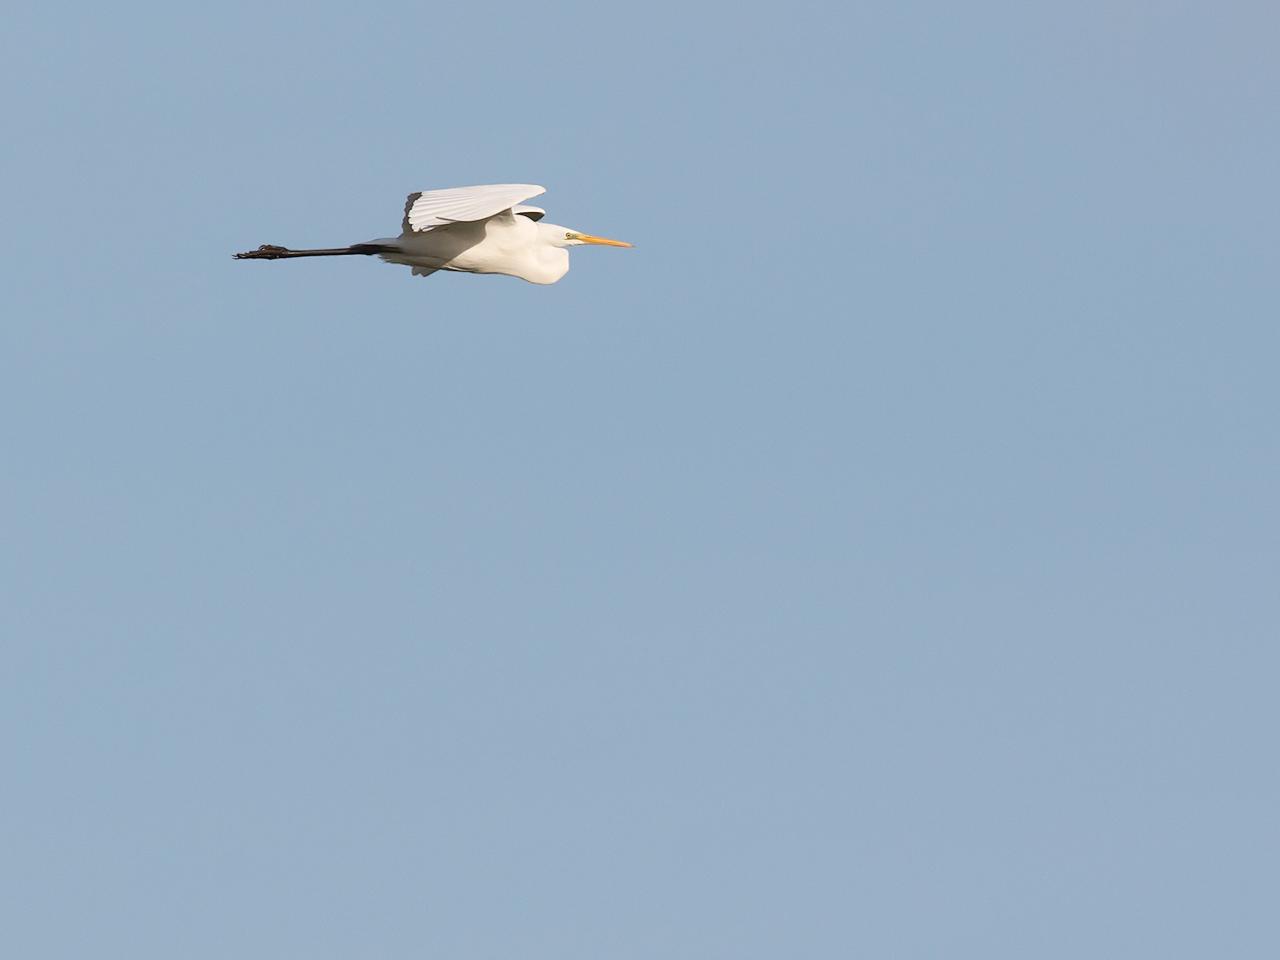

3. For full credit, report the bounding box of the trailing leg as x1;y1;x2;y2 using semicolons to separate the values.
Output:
232;243;388;261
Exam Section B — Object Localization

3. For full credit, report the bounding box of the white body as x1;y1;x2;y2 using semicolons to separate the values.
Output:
368;183;630;285
374;211;571;285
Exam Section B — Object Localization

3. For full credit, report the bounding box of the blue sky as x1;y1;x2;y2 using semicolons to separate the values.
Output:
2;1;1278;956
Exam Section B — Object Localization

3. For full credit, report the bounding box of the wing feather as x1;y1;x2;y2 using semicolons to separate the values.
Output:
404;183;545;233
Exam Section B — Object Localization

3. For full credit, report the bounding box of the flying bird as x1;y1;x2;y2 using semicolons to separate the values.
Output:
233;183;631;285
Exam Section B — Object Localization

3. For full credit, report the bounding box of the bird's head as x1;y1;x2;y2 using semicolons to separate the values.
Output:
540;222;633;249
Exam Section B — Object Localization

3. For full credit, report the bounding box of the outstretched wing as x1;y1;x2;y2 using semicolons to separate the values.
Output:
401;183;545;233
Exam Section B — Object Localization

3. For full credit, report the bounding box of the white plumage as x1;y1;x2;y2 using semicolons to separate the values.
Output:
234;183;631;286
404;183;544;231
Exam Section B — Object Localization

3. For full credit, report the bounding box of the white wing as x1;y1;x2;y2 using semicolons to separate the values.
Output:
403;183;545;233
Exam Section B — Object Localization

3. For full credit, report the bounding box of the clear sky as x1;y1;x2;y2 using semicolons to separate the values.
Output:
2;1;1277;956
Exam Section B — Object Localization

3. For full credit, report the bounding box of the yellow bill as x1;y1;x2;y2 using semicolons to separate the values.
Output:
569;232;633;248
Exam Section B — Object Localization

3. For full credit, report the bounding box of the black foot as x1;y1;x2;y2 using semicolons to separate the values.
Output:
232;244;289;260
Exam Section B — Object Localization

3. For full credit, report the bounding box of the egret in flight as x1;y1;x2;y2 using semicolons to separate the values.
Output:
233;183;631;285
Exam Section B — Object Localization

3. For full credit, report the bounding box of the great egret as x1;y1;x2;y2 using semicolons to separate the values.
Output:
233;183;631;285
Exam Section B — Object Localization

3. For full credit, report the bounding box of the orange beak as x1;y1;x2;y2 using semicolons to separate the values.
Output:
569;232;633;248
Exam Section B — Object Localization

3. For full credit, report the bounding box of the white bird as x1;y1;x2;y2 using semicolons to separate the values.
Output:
234;183;631;285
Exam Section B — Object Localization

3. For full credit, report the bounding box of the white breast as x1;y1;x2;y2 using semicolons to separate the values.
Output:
394;215;564;284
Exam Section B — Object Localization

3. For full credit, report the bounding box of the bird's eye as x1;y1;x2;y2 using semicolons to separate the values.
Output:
565;232;573;240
